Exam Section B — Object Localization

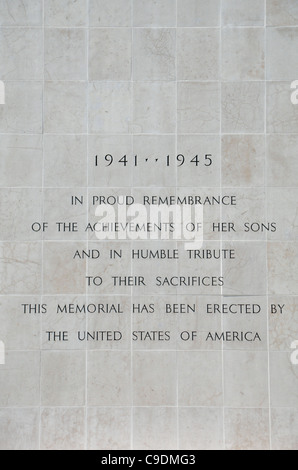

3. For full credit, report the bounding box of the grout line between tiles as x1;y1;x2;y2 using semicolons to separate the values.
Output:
131;0;134;450
175;0;179;450
265;0;273;450
1;405;296;410
84;0;89;451
1;25;298;29
38;0;45;451
1;132;298;136
1;79;297;83
1;186;298;189
219;0;226;451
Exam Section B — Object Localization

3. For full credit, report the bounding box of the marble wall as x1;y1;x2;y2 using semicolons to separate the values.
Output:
0;0;297;450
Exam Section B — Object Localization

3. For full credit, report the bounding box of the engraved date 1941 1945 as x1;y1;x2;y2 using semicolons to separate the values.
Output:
95;154;213;168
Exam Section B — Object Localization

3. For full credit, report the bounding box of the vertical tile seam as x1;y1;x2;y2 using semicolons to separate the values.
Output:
175;0;179;451
85;0;89;451
131;0;134;451
39;0;45;451
265;0;273;451
219;0;226;451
